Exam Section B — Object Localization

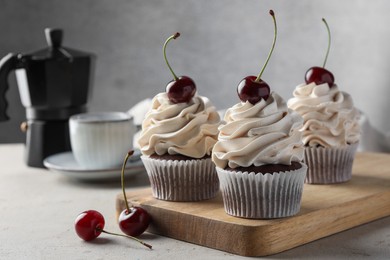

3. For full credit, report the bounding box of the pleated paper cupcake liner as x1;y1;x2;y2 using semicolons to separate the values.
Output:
141;156;219;201
304;143;358;184
216;164;307;219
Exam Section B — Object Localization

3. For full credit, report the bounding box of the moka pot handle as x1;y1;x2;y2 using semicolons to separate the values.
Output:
0;53;19;121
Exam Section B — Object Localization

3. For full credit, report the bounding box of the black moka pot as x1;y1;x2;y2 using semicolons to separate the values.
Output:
0;28;95;168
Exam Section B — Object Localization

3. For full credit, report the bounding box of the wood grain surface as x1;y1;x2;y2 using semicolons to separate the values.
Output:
116;152;390;256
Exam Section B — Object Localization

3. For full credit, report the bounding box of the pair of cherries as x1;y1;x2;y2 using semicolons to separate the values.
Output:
75;208;151;249
74;151;152;249
165;11;334;107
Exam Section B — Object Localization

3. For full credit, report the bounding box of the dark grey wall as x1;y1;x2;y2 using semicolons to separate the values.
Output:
1;0;390;143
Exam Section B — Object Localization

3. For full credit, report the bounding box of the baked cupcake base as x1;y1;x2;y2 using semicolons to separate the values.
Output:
216;163;307;219
141;155;219;202
304;142;358;184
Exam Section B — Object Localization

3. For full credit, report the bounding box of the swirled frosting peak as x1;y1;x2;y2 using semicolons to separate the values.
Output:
287;82;360;147
138;92;220;158
212;92;304;169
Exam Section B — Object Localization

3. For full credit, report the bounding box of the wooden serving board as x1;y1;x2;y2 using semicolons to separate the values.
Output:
116;152;390;257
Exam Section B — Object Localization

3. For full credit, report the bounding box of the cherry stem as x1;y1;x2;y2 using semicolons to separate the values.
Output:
255;10;277;83
163;32;180;81
121;150;134;214
322;18;331;68
97;228;152;249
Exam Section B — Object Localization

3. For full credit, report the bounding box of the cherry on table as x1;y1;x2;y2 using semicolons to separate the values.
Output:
119;206;151;237
75;210;104;241
237;10;276;105
163;32;196;104
118;151;152;237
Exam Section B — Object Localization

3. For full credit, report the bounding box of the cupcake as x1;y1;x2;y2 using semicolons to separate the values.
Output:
287;83;360;184
213;92;307;219
287;18;360;184
213;10;307;219
138;32;221;201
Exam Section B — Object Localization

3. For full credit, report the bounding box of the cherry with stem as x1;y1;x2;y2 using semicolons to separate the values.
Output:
118;151;151;238
305;18;335;86
163;32;196;104
237;10;277;105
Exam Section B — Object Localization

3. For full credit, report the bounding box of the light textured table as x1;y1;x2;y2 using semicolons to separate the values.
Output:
0;144;389;260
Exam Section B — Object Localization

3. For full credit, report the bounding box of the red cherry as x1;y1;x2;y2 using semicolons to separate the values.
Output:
163;33;196;104
237;10;276;105
118;151;151;239
305;66;334;86
119;206;151;237
74;210;104;241
237;76;270;104
166;76;196;103
305;18;335;87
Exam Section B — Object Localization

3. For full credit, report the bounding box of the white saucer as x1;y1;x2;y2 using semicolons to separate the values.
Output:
43;150;145;181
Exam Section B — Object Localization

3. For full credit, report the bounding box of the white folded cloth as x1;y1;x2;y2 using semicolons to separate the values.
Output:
127;98;152;126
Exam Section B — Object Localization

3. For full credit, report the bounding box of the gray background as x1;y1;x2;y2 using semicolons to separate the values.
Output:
1;0;389;145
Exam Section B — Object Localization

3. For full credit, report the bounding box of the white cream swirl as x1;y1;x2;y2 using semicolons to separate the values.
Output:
287;82;360;147
212;92;304;169
138;92;220;158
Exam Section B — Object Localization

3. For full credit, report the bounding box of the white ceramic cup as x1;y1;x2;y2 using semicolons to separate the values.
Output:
69;112;136;169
